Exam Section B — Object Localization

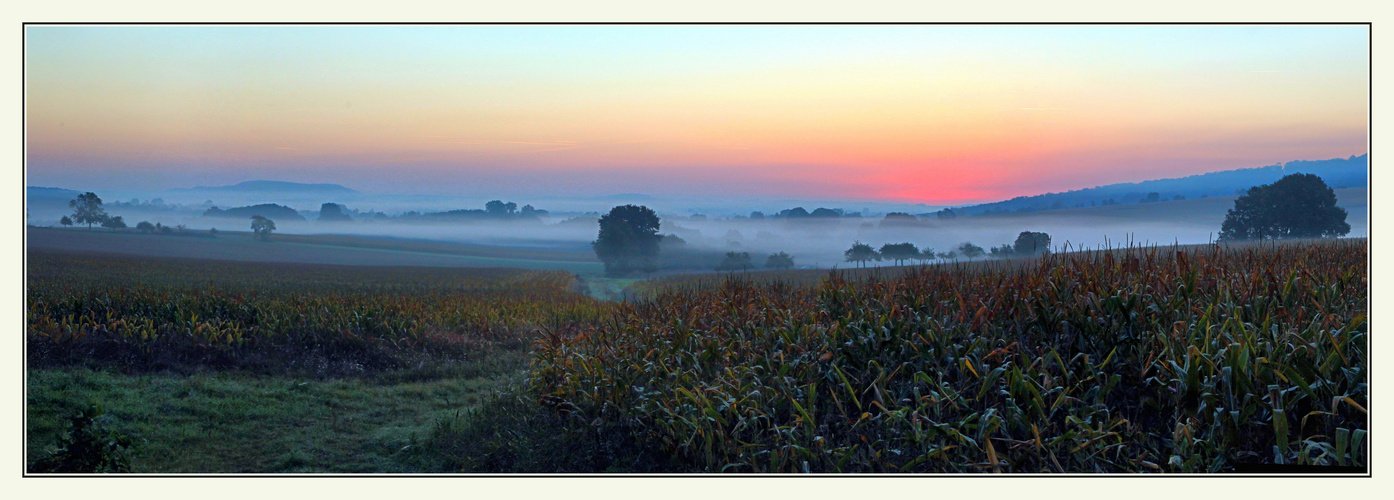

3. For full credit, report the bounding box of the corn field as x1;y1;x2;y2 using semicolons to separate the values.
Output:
531;240;1368;472
27;251;610;371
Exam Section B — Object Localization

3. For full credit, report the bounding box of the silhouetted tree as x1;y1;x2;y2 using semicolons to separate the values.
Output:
957;242;985;259
1013;231;1051;255
1141;192;1161;203
716;251;753;272
765;251;795;269
209;228;218;238
250;215;276;241
319;203;352;222
879;242;919;266
749;211;765;220
518;204;548;219
69;192;107;229
779;207;810;218
989;244;1015;258
485;200;518;217
136;221;155;233
937;250;957;260
485;200;505;215
593;205;662;276
844;241;880;268
914;248;936;264
1218;173;1351;242
60;216;72;228
936;208;957;219
100;216;126;230
659;233;686;248
810;207;843;218
881;213;919;226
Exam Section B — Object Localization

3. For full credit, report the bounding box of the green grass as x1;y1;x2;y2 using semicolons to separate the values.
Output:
27;366;517;473
26;249;615;473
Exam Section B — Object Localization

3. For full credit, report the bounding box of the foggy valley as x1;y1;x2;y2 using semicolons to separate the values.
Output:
25;180;1369;274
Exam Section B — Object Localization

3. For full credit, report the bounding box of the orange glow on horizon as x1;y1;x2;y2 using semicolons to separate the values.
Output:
24;26;1370;203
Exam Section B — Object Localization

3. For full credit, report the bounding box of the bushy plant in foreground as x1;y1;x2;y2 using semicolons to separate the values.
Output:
31;403;135;473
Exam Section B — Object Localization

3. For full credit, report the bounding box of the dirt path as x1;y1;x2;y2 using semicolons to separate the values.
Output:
572;274;640;302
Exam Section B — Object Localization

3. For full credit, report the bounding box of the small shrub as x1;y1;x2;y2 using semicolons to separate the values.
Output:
31;403;135;473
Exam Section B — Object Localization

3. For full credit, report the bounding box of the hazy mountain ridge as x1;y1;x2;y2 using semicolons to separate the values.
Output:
27;154;1366;221
953;154;1368;216
25;187;85;213
26;186;83;198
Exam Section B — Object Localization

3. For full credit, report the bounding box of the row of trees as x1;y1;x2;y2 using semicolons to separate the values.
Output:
64;192;277;241
843;232;1053;268
592;205;802;276
591;205;1067;275
63;193;126;230
60;214;127;230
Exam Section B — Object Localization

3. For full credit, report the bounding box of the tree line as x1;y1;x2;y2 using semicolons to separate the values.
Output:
57;172;1350;275
842;231;1052;268
61;192;273;241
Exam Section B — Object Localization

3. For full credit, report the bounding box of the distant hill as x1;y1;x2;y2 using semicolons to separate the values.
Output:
27;186;83;199
26;186;85;214
202;203;306;221
953;154;1367;216
176;180;361;196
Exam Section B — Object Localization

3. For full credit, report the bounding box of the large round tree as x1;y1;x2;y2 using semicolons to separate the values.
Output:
1218;173;1351;242
593;205;662;276
1013;231;1051;255
68;192;107;229
250;215;277;241
843;241;880;268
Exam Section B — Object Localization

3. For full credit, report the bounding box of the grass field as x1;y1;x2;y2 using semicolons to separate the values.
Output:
27;367;511;472
25;248;612;472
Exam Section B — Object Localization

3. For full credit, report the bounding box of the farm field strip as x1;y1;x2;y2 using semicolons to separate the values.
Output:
26;227;606;273
535;239;1368;472
25;239;1368;473
27;367;513;473
25;248;616;472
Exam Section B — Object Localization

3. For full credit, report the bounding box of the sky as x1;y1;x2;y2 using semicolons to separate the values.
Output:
25;25;1369;204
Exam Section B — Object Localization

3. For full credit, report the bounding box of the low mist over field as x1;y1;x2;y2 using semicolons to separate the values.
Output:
26;179;1368;272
